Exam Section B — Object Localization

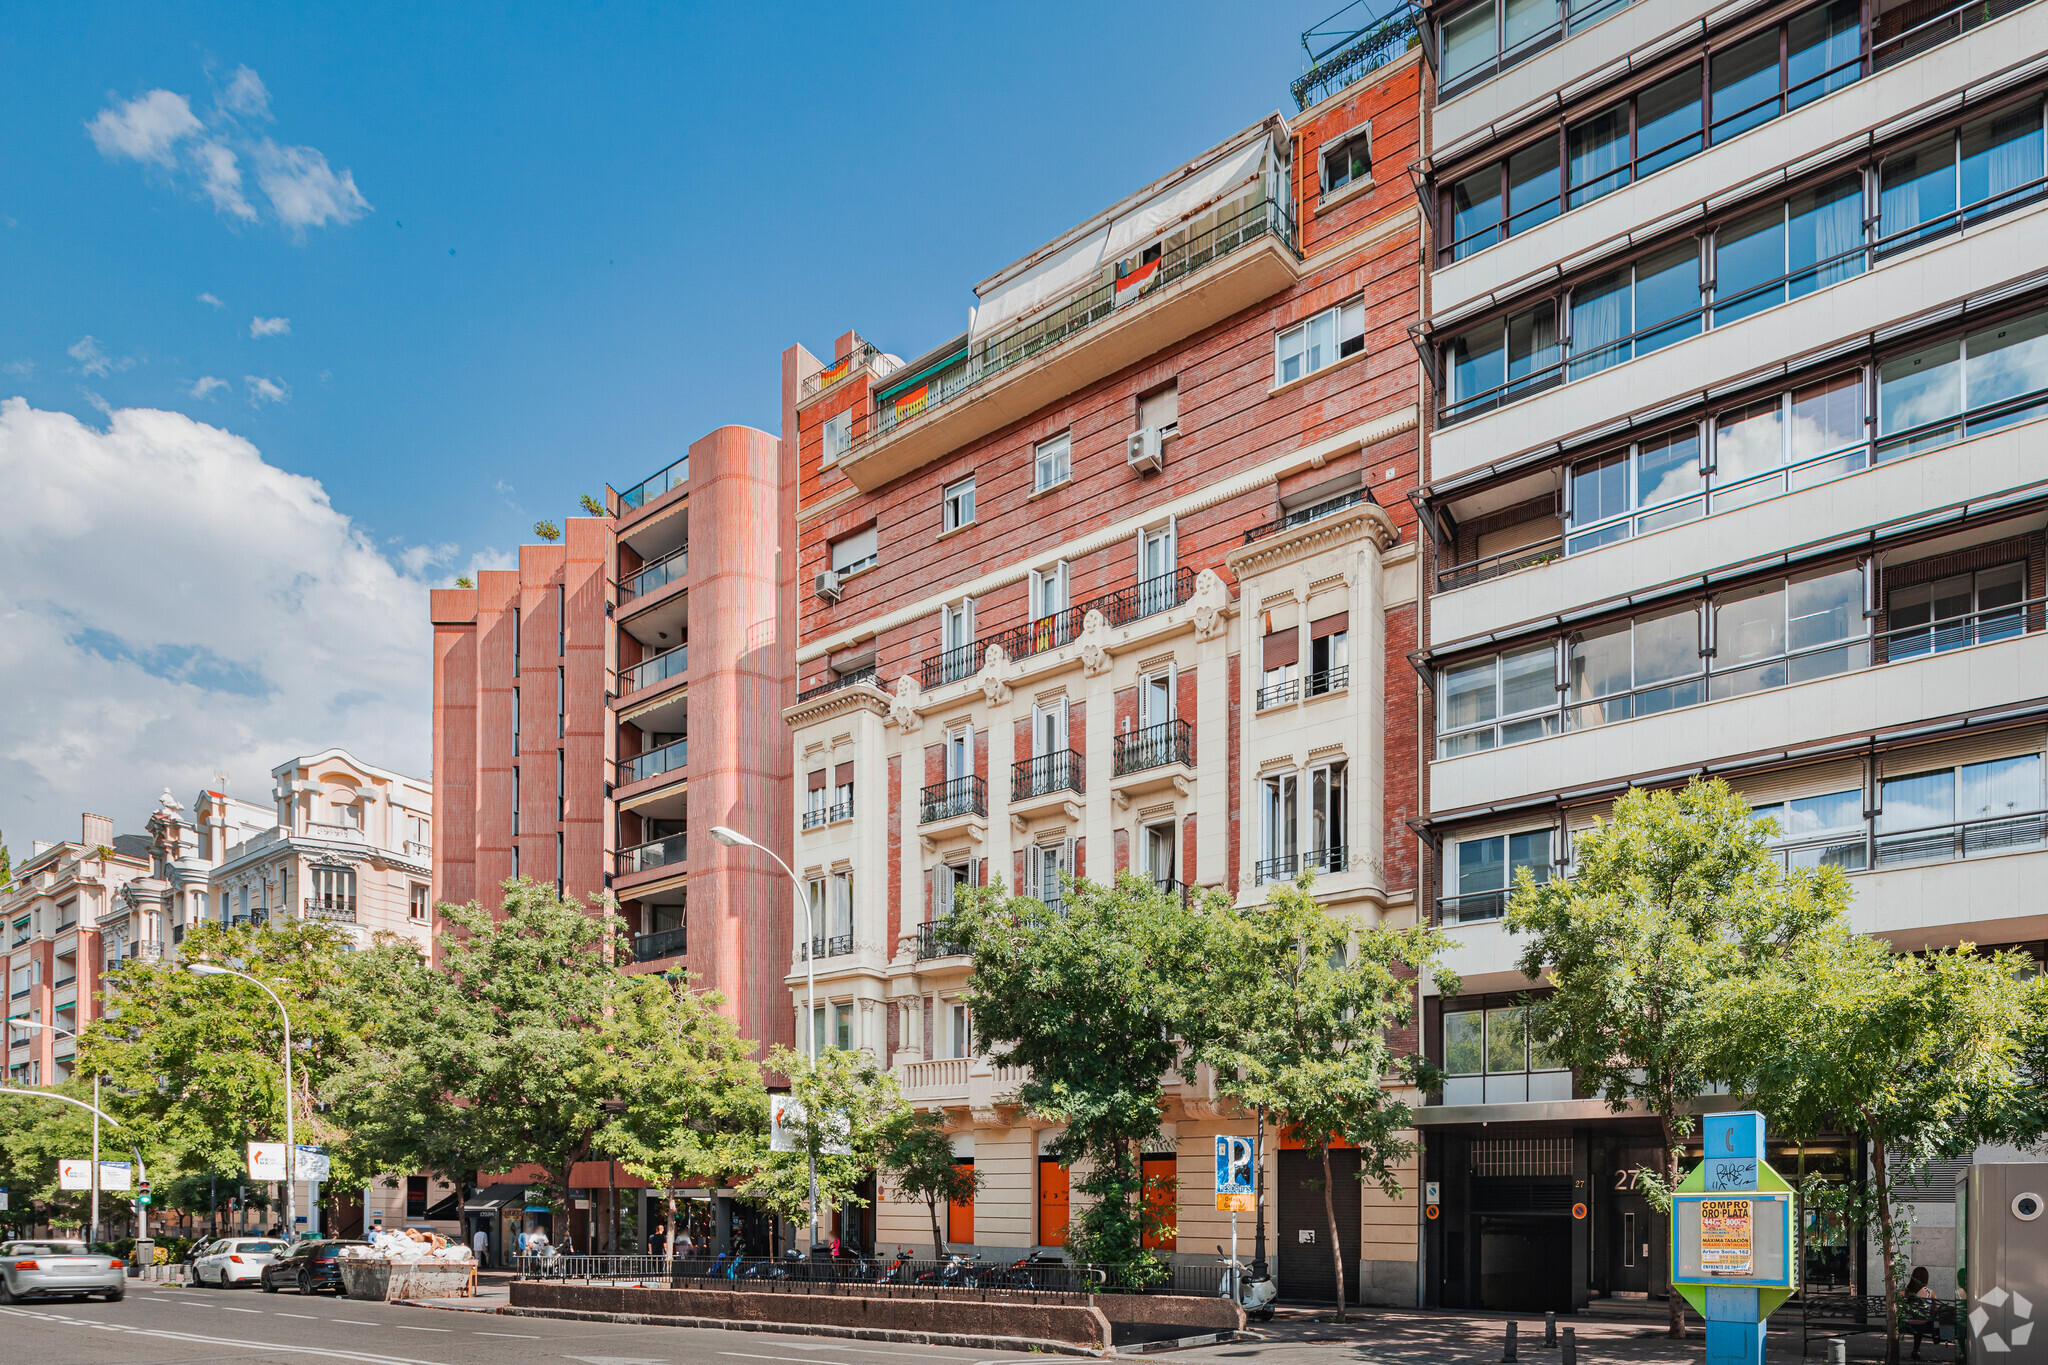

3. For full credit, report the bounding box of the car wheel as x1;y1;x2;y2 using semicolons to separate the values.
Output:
0;1278;15;1305
298;1270;313;1296
261;1275;279;1294
103;1286;124;1302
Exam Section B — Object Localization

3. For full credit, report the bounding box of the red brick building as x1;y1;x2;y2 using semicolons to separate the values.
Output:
778;50;1430;1301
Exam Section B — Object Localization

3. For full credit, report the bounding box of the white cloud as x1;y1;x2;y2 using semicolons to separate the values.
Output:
68;336;133;378
0;398;431;852
244;375;289;405
197;292;224;309
251;139;370;232
249;315;290;338
86;89;202;166
187;375;229;399
4;360;33;378
218;65;271;119
195;140;256;220
85;69;368;237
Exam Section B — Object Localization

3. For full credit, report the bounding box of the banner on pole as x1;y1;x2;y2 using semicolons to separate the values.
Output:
769;1096;852;1155
294;1145;331;1181
247;1142;288;1181
98;1160;132;1192
59;1160;93;1191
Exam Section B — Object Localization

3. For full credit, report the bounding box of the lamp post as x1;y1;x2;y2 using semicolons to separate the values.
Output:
4;1020;107;1243
186;964;295;1240
708;824;821;1257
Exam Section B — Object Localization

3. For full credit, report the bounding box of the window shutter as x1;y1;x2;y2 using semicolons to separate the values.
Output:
925;868;936;922
1263;630;1299;669
834;762;854;788
808;769;827;791
1311;612;1349;638
971;855;985;886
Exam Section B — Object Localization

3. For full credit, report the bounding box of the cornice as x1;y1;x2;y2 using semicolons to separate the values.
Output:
784;682;892;729
1225;501;1400;578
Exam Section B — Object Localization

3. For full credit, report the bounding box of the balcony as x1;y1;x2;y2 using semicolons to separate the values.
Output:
404;840;433;860
839;199;1299;492
305;821;367;843
1241;488;1375;545
1011;751;1083;812
1304;666;1348;699
617;834;687;878
1436;537;1564;594
1253;846;1350;887
921;569;1195;689
52;973;76;989
900;1056;971;1105
797;665;877;704
303;897;357;924
617;455;687;513
1256;678;1297;710
916;921;969;961
920;776;987;826
631;925;688;964
623;644;687;695
622;544;688;602
620;737;686;786
797;933;854;961
801;799;854;831
799;337;889;402
1114;719;1193;779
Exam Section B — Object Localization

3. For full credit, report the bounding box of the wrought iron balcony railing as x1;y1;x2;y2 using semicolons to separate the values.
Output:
921;568;1195;689
921;776;987;824
916;921;969;961
797;665;876;703
798;933;855;961
1114;719;1193;776
1012;750;1083;802
1241;488;1374;544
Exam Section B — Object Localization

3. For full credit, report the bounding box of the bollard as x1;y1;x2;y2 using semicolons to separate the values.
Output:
1561;1327;1576;1365
1828;1338;1848;1365
1504;1318;1519;1362
1546;1311;1557;1347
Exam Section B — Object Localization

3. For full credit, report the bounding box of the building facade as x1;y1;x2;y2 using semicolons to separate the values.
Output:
1414;0;2048;1311
779;45;1432;1301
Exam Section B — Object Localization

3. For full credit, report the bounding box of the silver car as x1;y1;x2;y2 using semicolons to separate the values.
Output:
0;1241;125;1302
193;1237;286;1288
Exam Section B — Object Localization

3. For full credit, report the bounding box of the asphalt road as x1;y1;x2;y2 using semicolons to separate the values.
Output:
0;1287;1051;1365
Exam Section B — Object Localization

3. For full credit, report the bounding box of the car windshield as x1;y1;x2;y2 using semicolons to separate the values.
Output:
9;1242;89;1255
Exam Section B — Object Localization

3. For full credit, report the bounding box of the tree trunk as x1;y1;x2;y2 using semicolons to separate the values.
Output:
666;1192;682;1286
1872;1135;1900;1365
1663;1110;1686;1339
1321;1146;1348;1323
929;1194;947;1258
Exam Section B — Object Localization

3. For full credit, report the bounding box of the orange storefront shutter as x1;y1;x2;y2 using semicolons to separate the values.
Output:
1140;1153;1178;1250
948;1161;975;1246
1038;1158;1069;1248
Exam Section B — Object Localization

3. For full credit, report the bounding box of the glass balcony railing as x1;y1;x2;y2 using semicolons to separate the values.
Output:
620;737;686;785
632;924;688;963
617;456;688;512
623;645;686;694
618;834;686;877
623;545;687;601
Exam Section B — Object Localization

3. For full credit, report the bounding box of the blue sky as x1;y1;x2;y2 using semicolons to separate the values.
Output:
0;0;1345;845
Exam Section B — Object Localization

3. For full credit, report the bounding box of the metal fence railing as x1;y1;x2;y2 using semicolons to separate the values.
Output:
508;1251;1216;1299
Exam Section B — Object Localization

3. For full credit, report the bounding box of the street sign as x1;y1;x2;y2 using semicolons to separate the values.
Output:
0;1186;9;1211
59;1160;93;1191
769;1096;852;1155
1424;1181;1440;1206
1215;1135;1254;1211
294;1145;331;1181
99;1160;133;1192
247;1142;288;1181
1669;1112;1797;1365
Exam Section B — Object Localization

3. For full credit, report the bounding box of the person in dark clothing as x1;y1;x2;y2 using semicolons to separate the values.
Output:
1904;1266;1938;1360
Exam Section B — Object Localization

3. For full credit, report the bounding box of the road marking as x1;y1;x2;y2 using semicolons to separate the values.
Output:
0;1305;444;1365
475;1331;543;1337
333;1318;381;1325
275;1312;320;1319
219;1306;265;1313
394;1325;451;1332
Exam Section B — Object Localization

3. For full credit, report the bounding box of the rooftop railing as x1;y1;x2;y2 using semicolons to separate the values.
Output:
920;568;1195;690
799;339;886;400
618;456;688;513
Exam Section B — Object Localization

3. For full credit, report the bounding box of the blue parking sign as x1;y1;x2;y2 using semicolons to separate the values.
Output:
1215;1136;1254;1194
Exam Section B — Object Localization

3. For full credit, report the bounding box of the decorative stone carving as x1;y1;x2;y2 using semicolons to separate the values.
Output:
976;644;1012;706
887;674;921;732
1191;568;1232;641
1077;609;1112;676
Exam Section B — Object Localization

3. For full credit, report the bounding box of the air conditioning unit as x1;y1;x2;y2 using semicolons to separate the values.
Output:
1126;426;1165;474
814;569;842;603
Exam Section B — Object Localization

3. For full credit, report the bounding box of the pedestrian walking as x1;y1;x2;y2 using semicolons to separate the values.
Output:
471;1226;489;1269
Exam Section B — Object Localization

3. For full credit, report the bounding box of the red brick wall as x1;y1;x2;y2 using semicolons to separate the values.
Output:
1113;826;1130;874
1226;657;1242;894
887;754;903;952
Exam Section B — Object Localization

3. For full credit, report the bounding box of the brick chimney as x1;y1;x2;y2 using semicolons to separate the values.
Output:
81;812;113;848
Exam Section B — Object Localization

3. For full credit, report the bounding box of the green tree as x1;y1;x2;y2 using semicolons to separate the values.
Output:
1507;779;1847;1337
533;520;561;541
736;1044;906;1248
1720;930;2048;1364
0;1082;102;1235
881;1108;980;1256
950;871;1205;1276
578;494;610;517
1197;876;1456;1319
79;919;357;1181
329;879;625;1216
589;971;765;1268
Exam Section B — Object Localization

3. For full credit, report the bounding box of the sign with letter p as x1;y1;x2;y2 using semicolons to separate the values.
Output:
1216;1135;1255;1195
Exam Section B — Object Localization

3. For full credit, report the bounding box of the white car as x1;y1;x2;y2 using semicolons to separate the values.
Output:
193;1238;287;1288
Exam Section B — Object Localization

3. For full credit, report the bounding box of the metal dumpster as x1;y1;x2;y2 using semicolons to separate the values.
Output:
337;1258;478;1300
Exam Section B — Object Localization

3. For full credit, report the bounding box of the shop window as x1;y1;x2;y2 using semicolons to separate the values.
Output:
1442;1004;1571;1104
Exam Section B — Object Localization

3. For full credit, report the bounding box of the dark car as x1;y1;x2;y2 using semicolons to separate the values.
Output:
259;1240;369;1296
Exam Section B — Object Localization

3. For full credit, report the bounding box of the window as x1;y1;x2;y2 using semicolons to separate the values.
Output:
1440;0;1621;90
1713;175;1864;325
1887;564;2027;658
1322;130;1371;193
1443;829;1553;924
828;871;853;952
1879;305;2048;458
809;1003;854;1053
943;476;975;532
1142;822;1177;887
945;725;974;782
1032;699;1068;759
1138;384;1179;436
1033;432;1071;493
821;410;852;465
1137;522;1177;613
556;584;565;658
1707;565;1867;700
511;765;520;835
1028;841;1071;909
557;666;565;737
1444;302;1559;418
1259;773;1298;882
511;685;519;755
409;884;429;922
1275;300;1365;385
555;831;563;894
805;770;830;828
1307;761;1347;873
948;1003;972;1059
830;525;878;575
310;866;356;910
1751;788;1867;870
833;761;854;817
1442;1002;1570;1103
1567;241;1701;381
556;747;564;822
805;877;824;953
1307;614;1349;695
1447;139;1562;260
937;860;976;917
1260;622;1299;708
939;599;975;683
1028;562;1070;646
1563;371;1863;554
1438;643;1558;756
512;607;520;677
1879;752;2045;864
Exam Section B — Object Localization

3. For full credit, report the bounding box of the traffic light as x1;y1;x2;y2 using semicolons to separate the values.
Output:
138;1178;152;1206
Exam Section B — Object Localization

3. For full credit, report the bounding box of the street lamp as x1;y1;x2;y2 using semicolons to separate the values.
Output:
1;1021;114;1245
708;824;823;1257
186;963;297;1240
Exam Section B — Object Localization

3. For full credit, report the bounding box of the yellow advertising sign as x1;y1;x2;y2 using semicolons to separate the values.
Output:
1701;1198;1755;1276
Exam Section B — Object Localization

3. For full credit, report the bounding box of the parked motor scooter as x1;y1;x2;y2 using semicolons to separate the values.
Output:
1215;1245;1276;1321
